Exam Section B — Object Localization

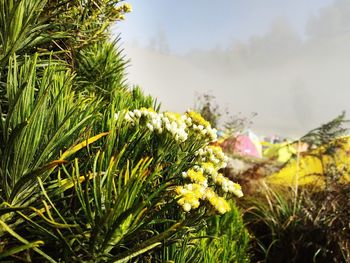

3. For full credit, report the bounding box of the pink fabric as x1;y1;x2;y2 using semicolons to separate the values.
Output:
233;135;261;158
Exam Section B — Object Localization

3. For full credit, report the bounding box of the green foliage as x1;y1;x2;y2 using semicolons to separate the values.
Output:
199;203;250;263
239;114;350;262
242;182;350;263
76;39;128;98
0;95;238;261
303;183;350;262
0;55;96;204
0;0;249;261
157;202;250;263
300;111;348;148
300;112;349;187
242;185;304;262
0;0;48;66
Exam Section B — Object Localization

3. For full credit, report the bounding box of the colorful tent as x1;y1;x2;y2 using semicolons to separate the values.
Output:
263;141;309;163
221;130;262;158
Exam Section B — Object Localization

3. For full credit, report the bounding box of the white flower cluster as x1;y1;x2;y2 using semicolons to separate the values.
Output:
175;182;233;214
201;162;243;197
114;108;243;215
195;145;229;169
163;112;188;142
192;124;217;141
115;108;186;141
213;173;243;197
182;168;208;187
176;146;243;214
185;111;217;141
115;108;219;143
176;183;206;211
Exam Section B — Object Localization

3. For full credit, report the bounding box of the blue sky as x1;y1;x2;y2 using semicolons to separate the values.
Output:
116;0;334;54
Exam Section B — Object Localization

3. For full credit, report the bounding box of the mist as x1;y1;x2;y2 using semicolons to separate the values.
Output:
120;0;350;138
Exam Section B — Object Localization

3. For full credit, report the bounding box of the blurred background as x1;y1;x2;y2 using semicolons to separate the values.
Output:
112;0;350;138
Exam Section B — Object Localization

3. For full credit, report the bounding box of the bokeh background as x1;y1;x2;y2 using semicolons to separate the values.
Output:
113;0;350;137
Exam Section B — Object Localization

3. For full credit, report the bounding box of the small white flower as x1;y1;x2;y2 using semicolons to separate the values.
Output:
204;190;214;199
165;123;172;131
185;117;192;126
125;113;133;122
134;110;141;118
212;158;220;164
146;123;154;131
186;184;193;191
179;133;188;142
218;207;226;214
163;117;170;124
190;199;200;208
202;180;208;188
234;189;244;198
183;203;191;212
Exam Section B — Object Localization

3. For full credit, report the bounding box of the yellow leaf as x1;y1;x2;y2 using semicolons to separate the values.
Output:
60;132;109;160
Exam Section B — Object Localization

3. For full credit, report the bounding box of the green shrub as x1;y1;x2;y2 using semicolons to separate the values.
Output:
0;1;248;261
157;201;250;263
197;202;250;263
242;183;350;263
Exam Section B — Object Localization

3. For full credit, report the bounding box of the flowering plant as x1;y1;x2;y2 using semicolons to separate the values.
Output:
114;108;243;215
0;1;247;260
